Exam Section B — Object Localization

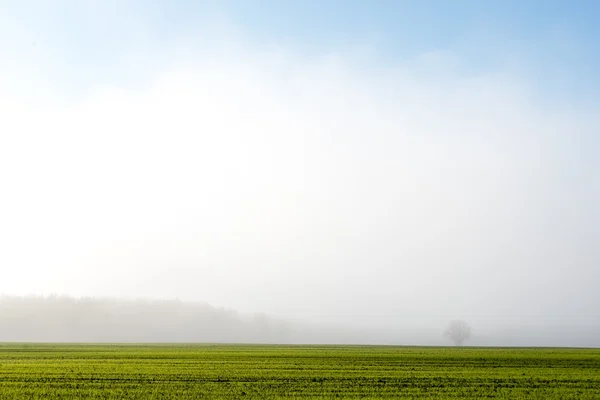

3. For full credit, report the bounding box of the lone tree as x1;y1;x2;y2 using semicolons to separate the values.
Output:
444;320;471;346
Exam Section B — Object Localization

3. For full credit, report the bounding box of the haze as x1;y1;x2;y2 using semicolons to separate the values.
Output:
1;1;599;346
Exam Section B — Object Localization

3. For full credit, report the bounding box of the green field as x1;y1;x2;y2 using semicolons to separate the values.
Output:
0;344;599;399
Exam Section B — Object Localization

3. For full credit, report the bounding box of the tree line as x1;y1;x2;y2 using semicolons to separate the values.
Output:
0;295;290;343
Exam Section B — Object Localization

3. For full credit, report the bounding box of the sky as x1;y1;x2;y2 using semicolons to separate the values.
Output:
1;1;599;335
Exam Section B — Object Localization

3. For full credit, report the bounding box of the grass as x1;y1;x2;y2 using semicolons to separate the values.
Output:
0;344;599;398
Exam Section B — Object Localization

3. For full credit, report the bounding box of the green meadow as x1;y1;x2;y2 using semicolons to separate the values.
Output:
0;344;599;399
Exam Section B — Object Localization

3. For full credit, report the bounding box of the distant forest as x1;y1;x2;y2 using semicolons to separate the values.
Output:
0;295;290;343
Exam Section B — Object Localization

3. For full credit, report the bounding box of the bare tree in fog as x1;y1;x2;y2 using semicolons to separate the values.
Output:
444;320;471;346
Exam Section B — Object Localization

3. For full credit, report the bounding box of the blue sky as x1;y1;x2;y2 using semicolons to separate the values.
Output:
1;1;599;332
3;0;600;103
227;0;600;100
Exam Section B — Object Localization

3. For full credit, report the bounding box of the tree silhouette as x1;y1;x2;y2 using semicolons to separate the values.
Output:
444;320;471;346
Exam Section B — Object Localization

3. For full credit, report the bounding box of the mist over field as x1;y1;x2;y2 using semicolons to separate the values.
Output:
1;295;598;347
1;2;599;347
